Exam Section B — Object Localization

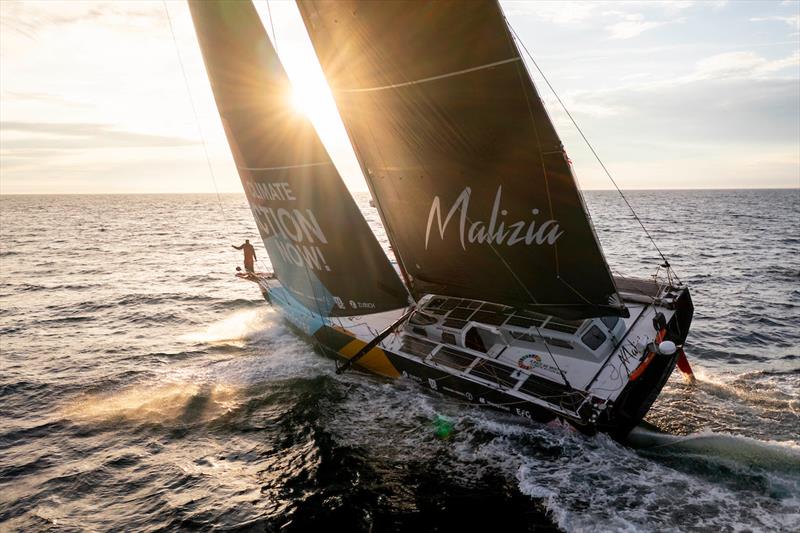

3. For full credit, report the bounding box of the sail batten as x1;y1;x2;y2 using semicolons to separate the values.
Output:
298;0;624;319
189;0;409;317
237;161;333;172
340;56;521;93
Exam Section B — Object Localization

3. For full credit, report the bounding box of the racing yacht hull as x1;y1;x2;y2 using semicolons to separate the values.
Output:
245;273;693;438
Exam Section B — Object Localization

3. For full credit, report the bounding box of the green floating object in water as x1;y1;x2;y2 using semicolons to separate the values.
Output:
433;414;455;439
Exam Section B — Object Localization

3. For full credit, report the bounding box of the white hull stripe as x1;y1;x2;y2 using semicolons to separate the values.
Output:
340;57;521;94
238;161;333;172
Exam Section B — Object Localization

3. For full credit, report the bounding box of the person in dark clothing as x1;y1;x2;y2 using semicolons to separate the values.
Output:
232;239;257;273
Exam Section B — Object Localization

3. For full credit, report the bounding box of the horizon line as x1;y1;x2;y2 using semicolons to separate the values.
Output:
1;186;798;196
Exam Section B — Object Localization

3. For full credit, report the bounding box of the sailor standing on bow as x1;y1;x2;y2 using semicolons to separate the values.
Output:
232;239;257;273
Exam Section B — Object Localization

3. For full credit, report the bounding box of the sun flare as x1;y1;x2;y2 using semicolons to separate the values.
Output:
289;88;310;117
289;86;326;121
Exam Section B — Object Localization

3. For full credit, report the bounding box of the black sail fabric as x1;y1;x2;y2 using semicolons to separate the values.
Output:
297;0;624;319
189;0;408;317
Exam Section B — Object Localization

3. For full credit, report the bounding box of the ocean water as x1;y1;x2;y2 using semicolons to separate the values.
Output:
0;189;798;532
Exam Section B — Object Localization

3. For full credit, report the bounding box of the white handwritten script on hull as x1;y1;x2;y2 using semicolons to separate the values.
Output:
425;186;564;251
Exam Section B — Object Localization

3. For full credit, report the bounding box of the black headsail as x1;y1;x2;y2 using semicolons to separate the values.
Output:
189;0;408;317
297;0;625;319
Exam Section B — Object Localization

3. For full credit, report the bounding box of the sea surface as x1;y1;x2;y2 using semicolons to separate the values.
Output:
0;189;798;532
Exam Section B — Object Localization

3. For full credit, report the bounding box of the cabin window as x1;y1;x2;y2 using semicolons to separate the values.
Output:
465;327;487;352
466;327;503;353
601;316;620;331
581;325;607;350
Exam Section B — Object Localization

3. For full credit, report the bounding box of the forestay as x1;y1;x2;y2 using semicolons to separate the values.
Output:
189;0;408;316
298;0;625;319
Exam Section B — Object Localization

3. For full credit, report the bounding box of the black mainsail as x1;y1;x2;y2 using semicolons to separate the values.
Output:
189;0;408;317
298;0;625;319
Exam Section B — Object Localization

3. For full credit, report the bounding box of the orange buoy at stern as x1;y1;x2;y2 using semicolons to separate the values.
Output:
629;329;667;382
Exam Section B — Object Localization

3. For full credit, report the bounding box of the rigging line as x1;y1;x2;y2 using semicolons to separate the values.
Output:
505;19;676;276
165;1;271;275
163;1;229;230
265;0;278;52
499;6;606;318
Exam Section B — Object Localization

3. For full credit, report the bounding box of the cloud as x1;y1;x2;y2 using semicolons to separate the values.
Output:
0;1;164;40
502;1;599;24
692;50;800;80
549;73;799;189
750;15;800;31
1;91;88;108
0;121;198;150
605;13;667;39
557;75;799;147
503;2;681;40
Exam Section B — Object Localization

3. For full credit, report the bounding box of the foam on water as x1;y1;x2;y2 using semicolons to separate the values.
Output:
61;381;242;425
1;191;797;531
61;307;329;426
180;307;279;346
317;351;800;531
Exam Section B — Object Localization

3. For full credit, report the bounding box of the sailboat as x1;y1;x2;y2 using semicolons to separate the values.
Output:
189;0;694;438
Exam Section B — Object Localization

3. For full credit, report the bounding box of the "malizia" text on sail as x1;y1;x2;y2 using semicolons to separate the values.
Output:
425;186;564;251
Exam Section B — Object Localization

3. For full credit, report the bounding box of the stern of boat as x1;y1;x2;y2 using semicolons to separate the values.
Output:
600;286;694;438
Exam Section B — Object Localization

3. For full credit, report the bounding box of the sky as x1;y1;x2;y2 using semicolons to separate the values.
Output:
0;0;798;194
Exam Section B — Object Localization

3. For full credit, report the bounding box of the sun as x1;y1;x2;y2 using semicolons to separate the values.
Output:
279;48;351;157
288;85;328;122
287;84;339;140
289;88;310;117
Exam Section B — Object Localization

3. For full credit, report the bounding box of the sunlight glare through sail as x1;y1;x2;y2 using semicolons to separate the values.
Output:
253;1;368;191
